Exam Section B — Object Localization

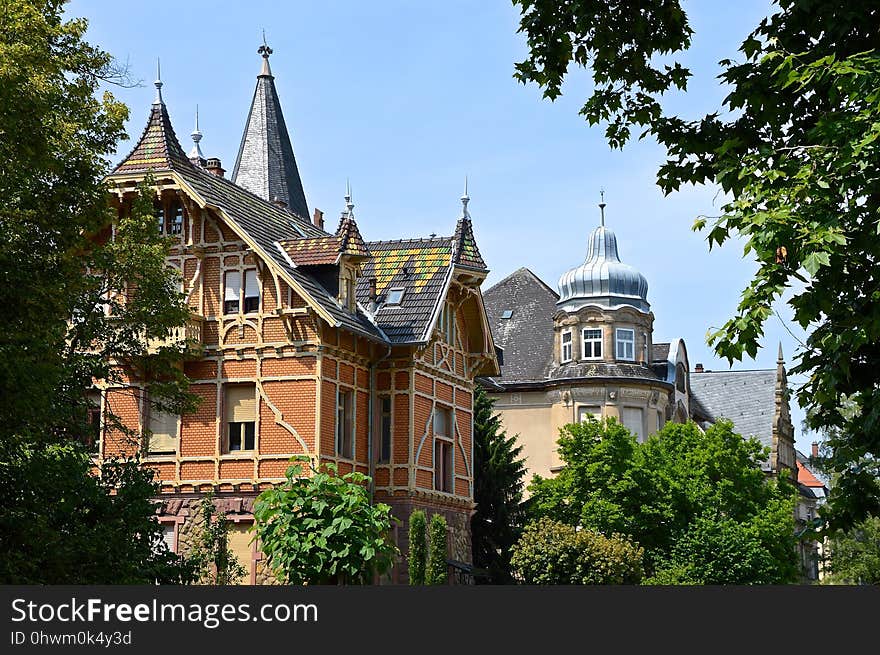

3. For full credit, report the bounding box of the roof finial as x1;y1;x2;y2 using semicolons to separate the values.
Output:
153;58;164;105
189;105;205;163
598;188;606;227
777;341;784;363
344;179;354;219
257;33;273;77
461;176;470;220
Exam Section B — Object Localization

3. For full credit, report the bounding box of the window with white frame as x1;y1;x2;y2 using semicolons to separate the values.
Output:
386;288;405;306
561;330;573;363
615;328;635;361
224;269;260;315
336;388;354;459
243;270;260;313
147;405;179;455
582;328;603;360
225;384;256;452
433;406;454;493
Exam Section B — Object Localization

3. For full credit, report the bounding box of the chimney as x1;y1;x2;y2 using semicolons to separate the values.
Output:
368;277;377;313
811;441;819;459
695;363;704;373
313;208;324;230
272;196;287;209
205;157;225;177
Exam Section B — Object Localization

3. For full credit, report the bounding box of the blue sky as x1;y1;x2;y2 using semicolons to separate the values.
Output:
68;0;815;452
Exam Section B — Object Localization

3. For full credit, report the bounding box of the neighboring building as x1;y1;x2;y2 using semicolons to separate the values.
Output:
481;200;691;482
688;346;797;477
95;45;498;584
796;445;829;581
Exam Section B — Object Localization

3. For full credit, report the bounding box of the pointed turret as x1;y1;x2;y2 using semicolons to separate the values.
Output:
112;63;190;175
335;182;370;260
231;40;310;220
452;179;487;271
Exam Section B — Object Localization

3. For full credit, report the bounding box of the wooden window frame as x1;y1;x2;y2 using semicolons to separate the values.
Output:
336;387;355;459
582;327;603;360
433;406;454;494
561;329;573;363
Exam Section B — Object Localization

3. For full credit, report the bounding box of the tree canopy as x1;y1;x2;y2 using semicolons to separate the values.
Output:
0;0;195;583
528;418;800;584
512;0;880;531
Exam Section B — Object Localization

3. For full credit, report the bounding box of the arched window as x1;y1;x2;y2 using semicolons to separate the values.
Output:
675;363;687;393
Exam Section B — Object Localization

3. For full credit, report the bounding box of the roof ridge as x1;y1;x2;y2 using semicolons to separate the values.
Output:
485;267;559;299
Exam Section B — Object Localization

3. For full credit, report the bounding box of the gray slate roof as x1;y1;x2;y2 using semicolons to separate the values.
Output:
548;361;663;382
356;237;455;343
231;62;310;220
483;268;559;382
689;370;777;466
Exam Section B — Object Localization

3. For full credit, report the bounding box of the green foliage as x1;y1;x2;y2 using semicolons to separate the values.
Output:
407;509;427;585
426;514;448;585
253;459;399;584
0;443;196;584
528;418;800;584
822;516;880;585
512;0;880;531
0;1;196;583
510;518;644;585
471;386;527;584
186;493;247;585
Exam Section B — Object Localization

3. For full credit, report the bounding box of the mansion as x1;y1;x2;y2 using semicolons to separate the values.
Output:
94;44;498;584
481;201;798;484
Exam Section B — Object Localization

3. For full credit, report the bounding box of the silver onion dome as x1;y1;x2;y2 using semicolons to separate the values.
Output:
557;208;650;313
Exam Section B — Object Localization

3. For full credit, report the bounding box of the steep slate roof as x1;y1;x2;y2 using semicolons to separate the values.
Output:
356;237;454;343
112;99;191;175
689;370;777;465
231;51;310;220
277;214;371;266
483;268;558;383
110;76;485;348
452;217;487;270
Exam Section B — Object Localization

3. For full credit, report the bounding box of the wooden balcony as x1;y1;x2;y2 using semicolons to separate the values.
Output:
146;315;204;355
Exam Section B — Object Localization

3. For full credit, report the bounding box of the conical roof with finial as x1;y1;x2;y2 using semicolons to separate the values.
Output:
231;40;310;220
112;64;191;175
557;196;649;313
452;180;487;271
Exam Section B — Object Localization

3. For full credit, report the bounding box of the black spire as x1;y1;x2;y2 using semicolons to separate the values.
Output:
231;41;310;220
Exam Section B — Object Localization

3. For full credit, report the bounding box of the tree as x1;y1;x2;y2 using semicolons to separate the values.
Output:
426;514;448;585
471;386;526;584
512;0;880;531
0;1;197;583
408;509;427;585
0;443;197;584
822;516;880;585
511;517;644;585
252;458;399;585
186;493;247;585
528;418;800;584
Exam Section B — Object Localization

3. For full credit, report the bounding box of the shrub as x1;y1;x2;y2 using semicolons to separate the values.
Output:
426;514;448;585
511;518;644;584
408;510;427;585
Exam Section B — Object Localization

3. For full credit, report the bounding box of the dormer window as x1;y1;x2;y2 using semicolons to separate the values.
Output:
386;288;405;305
615;328;635;361
339;267;356;311
561;330;573;363
501;309;513;319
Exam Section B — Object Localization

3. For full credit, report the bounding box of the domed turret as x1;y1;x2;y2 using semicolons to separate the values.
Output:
557;200;649;313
